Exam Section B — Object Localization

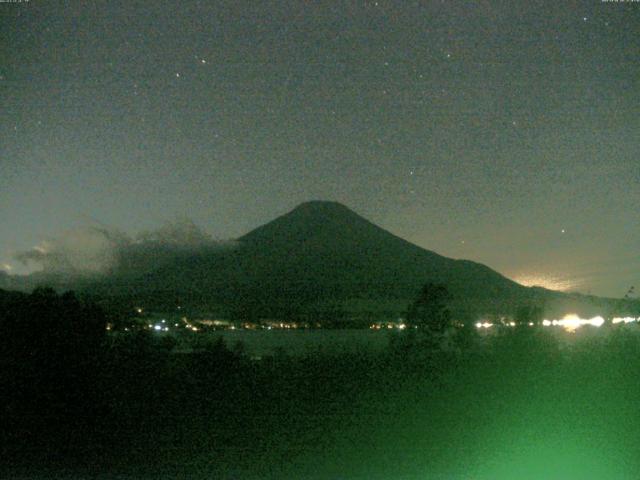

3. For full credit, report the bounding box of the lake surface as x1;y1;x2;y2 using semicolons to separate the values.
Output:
166;320;640;358
185;329;394;357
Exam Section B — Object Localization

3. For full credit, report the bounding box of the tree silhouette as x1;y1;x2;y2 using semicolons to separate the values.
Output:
514;304;544;327
406;282;452;333
0;287;107;431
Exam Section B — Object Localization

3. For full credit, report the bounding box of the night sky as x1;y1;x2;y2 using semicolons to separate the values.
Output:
2;1;638;297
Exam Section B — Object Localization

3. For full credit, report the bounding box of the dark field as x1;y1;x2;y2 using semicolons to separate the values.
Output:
3;322;640;480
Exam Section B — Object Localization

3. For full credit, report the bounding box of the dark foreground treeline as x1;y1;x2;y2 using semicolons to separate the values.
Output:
2;288;640;479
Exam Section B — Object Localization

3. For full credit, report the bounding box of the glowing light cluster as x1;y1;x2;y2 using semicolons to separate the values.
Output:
475;322;493;329
369;323;407;330
541;314;605;332
474;313;638;332
612;317;638;324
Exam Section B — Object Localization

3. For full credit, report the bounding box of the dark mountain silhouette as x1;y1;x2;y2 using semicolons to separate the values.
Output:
233;201;524;305
5;201;620;321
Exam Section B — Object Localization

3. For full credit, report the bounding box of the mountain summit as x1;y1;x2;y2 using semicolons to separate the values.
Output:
240;201;375;245
212;201;535;320
240;201;419;255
